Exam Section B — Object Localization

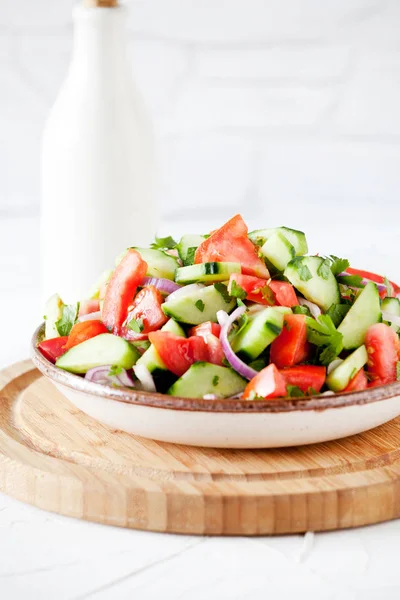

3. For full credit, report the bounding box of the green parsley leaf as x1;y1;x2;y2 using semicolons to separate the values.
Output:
248;358;267;372
306;315;343;366
195;299;205;312
293;305;311;317
326;303;350;327
337;275;365;288
286;385;305;398
261;285;276;306
229;280;247;300
55;302;80;337
108;365;123;377
396;362;400;381
307;387;318;397
150;235;177;250
317;258;331;280
128;317;144;333
212;375;220;387
328;255;350;277
43;315;47;321
214;283;231;304
183;247;197;266
291;257;312;282
384;276;394;298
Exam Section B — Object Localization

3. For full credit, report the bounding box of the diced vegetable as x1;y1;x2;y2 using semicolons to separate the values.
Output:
243;364;288;400
102;249;147;335
194;214;270;278
270;314;310;368
43;213;400;400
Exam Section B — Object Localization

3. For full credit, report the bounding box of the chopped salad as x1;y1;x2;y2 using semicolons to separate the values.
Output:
38;214;400;400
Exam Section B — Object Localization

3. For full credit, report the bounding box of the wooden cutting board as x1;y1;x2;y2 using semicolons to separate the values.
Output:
2;360;400;535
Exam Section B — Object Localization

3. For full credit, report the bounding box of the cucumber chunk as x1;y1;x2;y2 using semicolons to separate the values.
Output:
87;269;113;300
260;231;295;271
231;307;286;361
136;318;186;374
44;293;63;340
56;334;140;374
162;283;236;325
249;226;308;255
116;247;179;280
175;262;241;284
176;234;205;265
337;282;381;349
326;345;368;392
381;296;400;332
168;362;246;399
284;256;340;311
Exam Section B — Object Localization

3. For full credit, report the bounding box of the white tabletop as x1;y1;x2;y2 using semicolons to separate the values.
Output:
2;215;400;600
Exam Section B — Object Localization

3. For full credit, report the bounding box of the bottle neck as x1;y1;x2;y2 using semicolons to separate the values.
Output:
71;6;128;73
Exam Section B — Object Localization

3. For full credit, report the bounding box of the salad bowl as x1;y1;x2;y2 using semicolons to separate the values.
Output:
32;323;400;449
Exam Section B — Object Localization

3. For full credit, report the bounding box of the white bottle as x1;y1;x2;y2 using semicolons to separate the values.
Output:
41;1;156;303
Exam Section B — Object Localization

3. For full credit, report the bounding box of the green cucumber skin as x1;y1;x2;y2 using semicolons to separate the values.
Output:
56;334;140;374
175;262;241;284
260;231;296;272
284;256;340;311
167;362;246;399
337;282;381;349
232;307;285;361
326;345;368;392
249;226;308;255
162;284;236;325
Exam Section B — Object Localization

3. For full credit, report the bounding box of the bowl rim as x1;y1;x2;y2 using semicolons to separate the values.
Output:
31;323;400;414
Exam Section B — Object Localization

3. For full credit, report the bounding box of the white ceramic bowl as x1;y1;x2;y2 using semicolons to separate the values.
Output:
32;324;400;449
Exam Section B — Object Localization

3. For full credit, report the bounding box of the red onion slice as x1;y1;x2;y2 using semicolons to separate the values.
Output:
297;297;321;319
218;306;258;381
85;365;135;388
382;310;400;327
78;310;102;323
142;277;181;295
134;364;156;392
167;283;205;303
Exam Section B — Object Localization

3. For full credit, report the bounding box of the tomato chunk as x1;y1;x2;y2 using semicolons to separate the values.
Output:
268;281;299;307
270;314;310;368
65;320;108;351
343;368;368;392
194;214;269;278
189;322;221;338
228;273;276;305
125;286;168;333
243;364;287;400
102;249;147;335
38;336;68;363
280;365;326;394
189;322;224;366
148;332;209;377
365;323;400;385
79;299;100;317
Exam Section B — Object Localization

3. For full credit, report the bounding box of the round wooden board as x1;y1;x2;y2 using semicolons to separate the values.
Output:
2;360;400;535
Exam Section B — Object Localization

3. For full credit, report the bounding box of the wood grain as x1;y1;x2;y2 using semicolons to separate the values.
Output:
2;361;400;534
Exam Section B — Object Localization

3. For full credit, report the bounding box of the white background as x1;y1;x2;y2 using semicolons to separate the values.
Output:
1;1;400;598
